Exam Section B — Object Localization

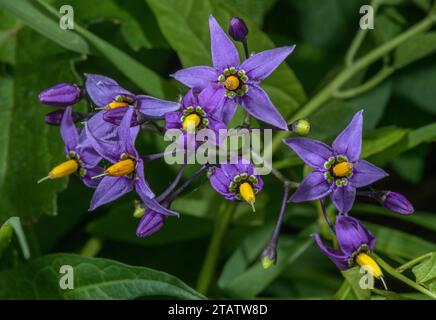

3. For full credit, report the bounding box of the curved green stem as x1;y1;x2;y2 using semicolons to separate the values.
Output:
396;252;434;273
196;201;238;295
80;237;104;257
271;14;436;155
333;66;395;99
371;253;436;299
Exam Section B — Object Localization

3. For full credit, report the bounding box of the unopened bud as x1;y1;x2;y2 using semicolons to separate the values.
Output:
39;83;82;107
136;210;165;238
381;191;414;215
290;119;311;136
228;17;248;42
44;109;84;126
103;107;139;126
260;244;277;269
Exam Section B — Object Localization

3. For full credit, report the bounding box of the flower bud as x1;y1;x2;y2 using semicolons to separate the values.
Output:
228;17;248;42
381;191;414;215
136;210;165;238
260;244;277;269
38;83;82;107
44;109;84;126
103;107;139;126
290;119;311;136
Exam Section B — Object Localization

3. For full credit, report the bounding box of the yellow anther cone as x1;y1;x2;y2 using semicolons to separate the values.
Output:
182;114;201;132
333;162;353;177
224;75;240;91
106;159;135;176
38;159;79;183
239;182;256;212
356;253;383;278
105;101;129;110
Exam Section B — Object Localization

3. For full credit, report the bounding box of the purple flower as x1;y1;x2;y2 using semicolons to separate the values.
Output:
136;209;166;238
172;15;294;130
228;17;248;42
381;191;414;215
284;111;388;214
84;107;179;217
85;73;179;125
165;87;227;148
39;83;82;107
209;159;263;211
38;107;103;188
313;216;382;278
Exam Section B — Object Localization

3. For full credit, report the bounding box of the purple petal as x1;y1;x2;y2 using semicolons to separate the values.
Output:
335;216;376;256
240;46;295;82
332;110;363;162
136;95;180;119
84;117;119;163
180;89;198;109
289;171;333;202
350;160;388;188
81;166;104;188
209;15;240;69
198;85;226;114
119;108;139;157
165;112;182;130
212;97;237;124
89;176;133;210
136;210;165;238
312;234;350;270
242;85;288;130
85;74;135;107
283;138;334;169
140;194;179;217
171;66;217;90
134;161;154;199
60;106;79;152
86;111;119;142
209;167;236;200
330;185;356;214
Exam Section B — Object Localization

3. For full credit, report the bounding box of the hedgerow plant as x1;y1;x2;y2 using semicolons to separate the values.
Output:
0;0;435;300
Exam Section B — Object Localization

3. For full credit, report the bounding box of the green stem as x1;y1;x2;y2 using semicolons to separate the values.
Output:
196;201;238;295
396;252;434;273
333;66;395;99
271;14;436;155
371;253;436;299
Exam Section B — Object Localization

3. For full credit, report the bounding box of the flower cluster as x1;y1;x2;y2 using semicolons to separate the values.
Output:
37;15;415;288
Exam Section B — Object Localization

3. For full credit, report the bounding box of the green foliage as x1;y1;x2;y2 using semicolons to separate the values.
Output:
412;253;436;293
0;254;204;299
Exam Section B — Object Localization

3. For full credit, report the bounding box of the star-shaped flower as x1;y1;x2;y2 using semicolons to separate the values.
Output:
172;15;295;130
283;110;388;214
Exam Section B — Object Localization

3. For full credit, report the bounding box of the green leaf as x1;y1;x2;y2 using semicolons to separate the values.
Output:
367;223;436;261
0;253;205;299
1;217;30;259
412;252;436;293
361;126;409;158
220;225;315;298
0;28;79;223
50;0;153;51
394;33;436;69
0;0;89;54
341;267;371;300
146;0;307;117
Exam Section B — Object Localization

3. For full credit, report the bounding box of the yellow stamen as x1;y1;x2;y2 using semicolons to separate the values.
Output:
332;161;353;177
224;75;240;91
38;160;79;183
239;182;256;212
105;159;135;176
105;101;129;110
182;114;201;132
356;253;383;278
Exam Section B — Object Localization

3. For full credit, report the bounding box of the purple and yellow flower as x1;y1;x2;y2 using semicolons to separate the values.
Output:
312;215;382;278
209;159;263;211
38;106;103;188
172;15;294;130
284;111;388;214
165;87;227;148
85;74;179;126
85;107;178;216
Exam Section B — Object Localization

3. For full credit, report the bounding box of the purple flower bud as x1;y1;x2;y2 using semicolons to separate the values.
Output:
228;17;248;42
136;210;165;238
44;109;84;126
103;107;139;126
381;192;414;215
39;83;82;107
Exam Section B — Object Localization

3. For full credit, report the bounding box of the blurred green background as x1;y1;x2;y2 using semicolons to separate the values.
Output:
0;0;435;300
